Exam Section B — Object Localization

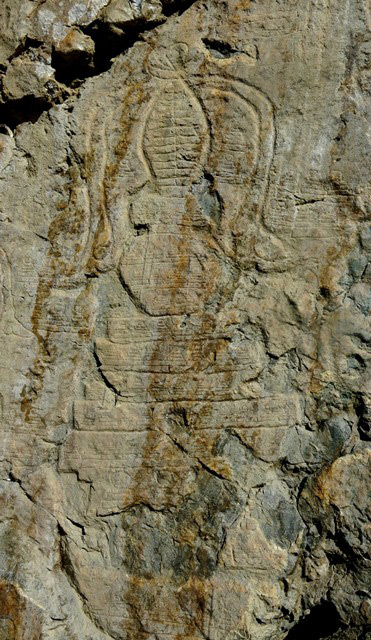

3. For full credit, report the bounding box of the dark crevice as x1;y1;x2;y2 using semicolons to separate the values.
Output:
92;347;120;398
284;602;344;640
0;95;53;129
82;18;164;76
295;197;326;206
162;427;229;482
58;527;93;621
66;516;86;537
51;46;95;86
52;21;150;84
8;471;36;504
8;36;44;63
167;405;190;430
50;16;166;86
203;38;241;58
161;0;198;17
117;268;150;316
134;222;150;235
100;501;168;518
198;458;229;483
354;394;370;441
319;286;332;299
192;171;224;226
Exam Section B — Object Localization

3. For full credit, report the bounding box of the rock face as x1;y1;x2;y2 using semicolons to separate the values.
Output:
0;1;370;639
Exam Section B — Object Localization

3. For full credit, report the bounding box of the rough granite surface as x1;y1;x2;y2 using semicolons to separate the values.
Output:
0;1;370;639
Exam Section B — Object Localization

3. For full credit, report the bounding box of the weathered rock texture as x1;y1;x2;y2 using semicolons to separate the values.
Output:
0;1;370;639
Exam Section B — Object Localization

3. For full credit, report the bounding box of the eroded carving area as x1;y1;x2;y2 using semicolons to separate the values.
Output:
56;46;304;639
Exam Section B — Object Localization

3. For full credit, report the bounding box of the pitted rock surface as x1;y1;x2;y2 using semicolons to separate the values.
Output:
0;1;370;639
